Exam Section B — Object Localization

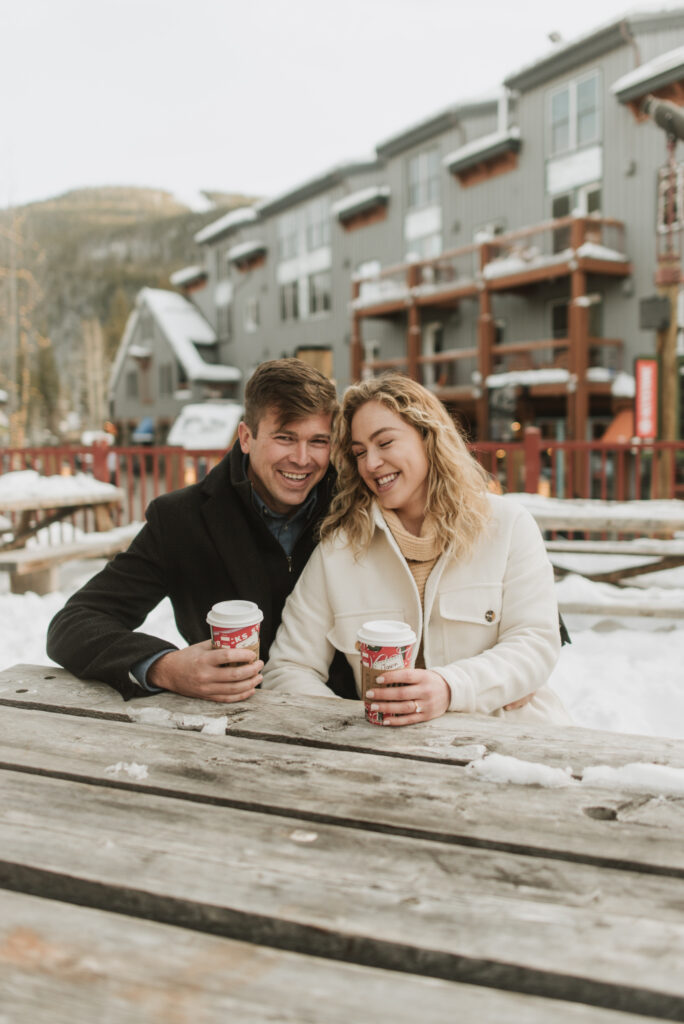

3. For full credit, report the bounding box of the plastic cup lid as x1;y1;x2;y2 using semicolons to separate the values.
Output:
207;600;263;629
357;620;416;646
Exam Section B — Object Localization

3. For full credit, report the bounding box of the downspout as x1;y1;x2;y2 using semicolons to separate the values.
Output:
619;18;641;69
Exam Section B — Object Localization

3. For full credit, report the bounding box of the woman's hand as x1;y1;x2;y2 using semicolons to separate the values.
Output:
365;669;450;726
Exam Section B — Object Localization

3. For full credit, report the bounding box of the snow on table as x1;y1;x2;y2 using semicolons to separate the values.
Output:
0;470;122;510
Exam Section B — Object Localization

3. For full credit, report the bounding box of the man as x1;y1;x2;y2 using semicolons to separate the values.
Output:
47;359;355;702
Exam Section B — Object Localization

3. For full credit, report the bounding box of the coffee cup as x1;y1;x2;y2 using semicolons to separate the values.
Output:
207;600;263;662
357;620;417;725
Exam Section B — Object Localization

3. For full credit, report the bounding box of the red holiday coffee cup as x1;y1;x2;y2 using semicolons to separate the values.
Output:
357;620;417;725
206;600;263;661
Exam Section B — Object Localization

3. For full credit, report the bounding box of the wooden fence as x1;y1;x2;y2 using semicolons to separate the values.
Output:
2;431;684;529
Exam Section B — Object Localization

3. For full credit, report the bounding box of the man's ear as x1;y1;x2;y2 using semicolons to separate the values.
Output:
237;421;252;454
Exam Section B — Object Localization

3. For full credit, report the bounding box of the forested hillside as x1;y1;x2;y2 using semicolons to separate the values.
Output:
0;186;256;444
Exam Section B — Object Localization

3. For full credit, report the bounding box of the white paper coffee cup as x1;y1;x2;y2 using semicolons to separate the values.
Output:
207;600;263;660
357;620;417;724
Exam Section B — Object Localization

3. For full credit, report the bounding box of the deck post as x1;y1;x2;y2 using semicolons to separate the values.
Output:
406;263;421;381
350;280;363;382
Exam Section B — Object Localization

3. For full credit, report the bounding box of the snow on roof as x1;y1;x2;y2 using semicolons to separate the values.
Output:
128;344;152;358
169;265;207;287
167;402;244;450
194;207;258;245
140;289;240;383
443;127;521;173
331;185;390;219
612;44;684;101
226;239;267;264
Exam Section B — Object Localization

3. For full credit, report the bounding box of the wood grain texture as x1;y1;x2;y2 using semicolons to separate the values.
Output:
1;890;659;1024
2;769;684;1019
2;664;684;770
0;706;682;874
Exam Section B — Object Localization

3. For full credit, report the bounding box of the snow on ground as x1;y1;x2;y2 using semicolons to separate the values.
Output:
1;553;683;740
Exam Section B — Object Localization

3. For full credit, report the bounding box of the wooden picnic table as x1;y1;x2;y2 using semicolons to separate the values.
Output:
1;663;683;1022
0;480;127;594
508;495;684;585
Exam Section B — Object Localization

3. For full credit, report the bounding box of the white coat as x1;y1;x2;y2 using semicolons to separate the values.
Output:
262;494;570;724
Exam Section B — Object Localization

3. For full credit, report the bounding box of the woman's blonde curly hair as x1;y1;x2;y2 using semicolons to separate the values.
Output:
320;374;491;556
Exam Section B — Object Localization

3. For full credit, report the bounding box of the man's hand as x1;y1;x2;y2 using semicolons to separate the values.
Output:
147;641;263;703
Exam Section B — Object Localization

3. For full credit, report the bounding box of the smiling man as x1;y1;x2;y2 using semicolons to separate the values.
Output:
47;359;356;703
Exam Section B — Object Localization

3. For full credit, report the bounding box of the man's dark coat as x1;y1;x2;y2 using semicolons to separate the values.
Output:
47;441;356;700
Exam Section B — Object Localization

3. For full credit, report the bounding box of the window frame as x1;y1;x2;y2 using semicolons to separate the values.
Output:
548;70;601;157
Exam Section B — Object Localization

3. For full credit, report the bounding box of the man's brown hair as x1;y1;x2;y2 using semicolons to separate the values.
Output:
243;358;338;434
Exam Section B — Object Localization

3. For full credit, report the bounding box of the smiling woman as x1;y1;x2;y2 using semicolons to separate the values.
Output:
263;374;570;728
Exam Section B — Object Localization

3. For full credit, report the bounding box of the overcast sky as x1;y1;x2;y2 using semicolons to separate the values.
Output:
0;0;678;209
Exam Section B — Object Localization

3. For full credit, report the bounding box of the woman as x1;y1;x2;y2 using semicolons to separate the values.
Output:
262;375;569;725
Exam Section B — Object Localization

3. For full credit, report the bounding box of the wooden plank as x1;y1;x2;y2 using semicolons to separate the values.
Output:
531;513;684;535
2;770;684;1019
5;890;627;1024
547;540;684;556
0;487;124;513
2;707;684;876
558;598;684;619
3;664;684;772
0;527;139;576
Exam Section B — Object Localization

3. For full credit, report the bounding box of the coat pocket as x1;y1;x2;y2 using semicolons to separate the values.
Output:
326;609;406;655
439;584;503;626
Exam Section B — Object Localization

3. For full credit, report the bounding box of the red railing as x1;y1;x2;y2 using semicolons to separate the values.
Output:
3;431;684;534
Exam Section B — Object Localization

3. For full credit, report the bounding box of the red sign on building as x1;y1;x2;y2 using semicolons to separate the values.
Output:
634;357;659;439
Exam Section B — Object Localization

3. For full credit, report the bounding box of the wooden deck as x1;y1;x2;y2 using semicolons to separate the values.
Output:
1;664;683;1021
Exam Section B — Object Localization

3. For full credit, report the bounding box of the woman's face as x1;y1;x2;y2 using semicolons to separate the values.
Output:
350;401;429;523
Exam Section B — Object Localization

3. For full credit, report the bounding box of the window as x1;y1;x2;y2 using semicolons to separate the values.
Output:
407;149;440;209
244;296;260;332
309;271;331;315
280;281;300;321
126;371;138;399
551;300;568;339
306;197;330;251
549;72;600;155
159;364;173;396
217;302;232;340
551;89;570;154
278;213;299;261
552;184;601;251
405;233;442;261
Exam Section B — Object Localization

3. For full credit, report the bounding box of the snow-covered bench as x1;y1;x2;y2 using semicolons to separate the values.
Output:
556;575;684;619
0;523;140;595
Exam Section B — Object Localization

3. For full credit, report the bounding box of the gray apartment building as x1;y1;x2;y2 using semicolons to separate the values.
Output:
110;8;684;444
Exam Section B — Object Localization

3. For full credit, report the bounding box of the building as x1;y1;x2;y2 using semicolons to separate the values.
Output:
165;7;684;443
108;288;241;443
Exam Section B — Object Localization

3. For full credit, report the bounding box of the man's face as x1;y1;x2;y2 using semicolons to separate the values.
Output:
238;408;332;515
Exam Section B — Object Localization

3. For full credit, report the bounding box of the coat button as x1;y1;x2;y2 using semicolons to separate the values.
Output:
485;609;495;622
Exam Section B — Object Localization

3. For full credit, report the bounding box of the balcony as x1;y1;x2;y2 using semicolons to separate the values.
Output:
350;215;633;440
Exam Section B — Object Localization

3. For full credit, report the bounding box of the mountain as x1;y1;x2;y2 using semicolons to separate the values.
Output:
0;186;258;444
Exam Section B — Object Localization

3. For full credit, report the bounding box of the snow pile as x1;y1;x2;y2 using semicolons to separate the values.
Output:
0;470;120;503
582;762;684;797
104;761;149;780
467;752;574;787
466;754;684;797
128;703;227;734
